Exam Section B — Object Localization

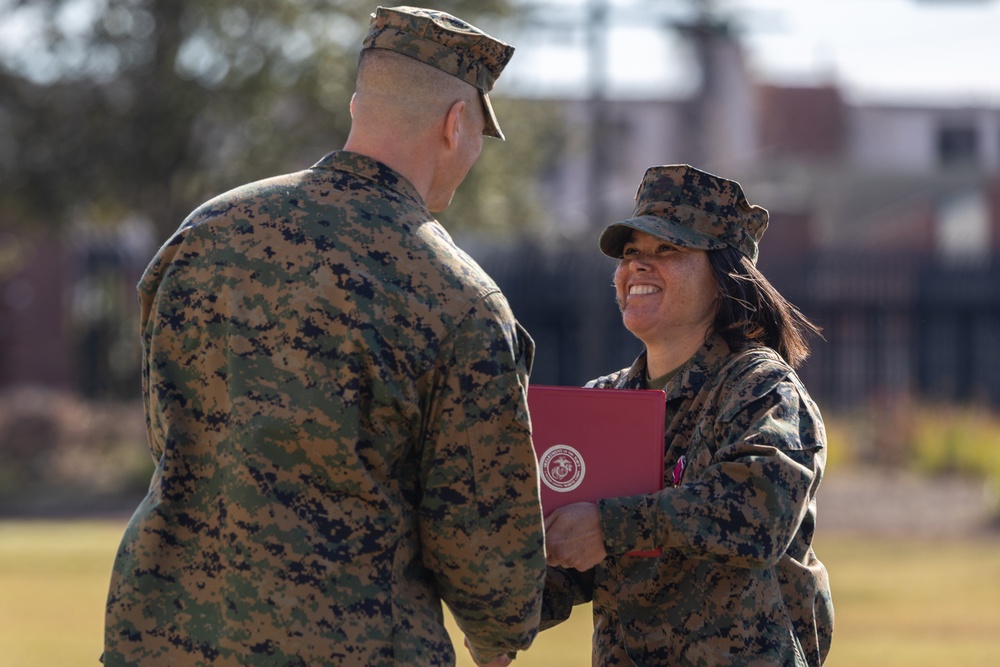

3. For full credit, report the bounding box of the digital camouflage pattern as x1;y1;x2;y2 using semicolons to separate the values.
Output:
363;6;515;139
599;165;769;264
541;334;834;666
103;151;546;667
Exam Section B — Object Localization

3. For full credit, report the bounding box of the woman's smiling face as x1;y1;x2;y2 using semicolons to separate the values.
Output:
613;229;719;347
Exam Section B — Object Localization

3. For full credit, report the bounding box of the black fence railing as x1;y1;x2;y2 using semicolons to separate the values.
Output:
5;236;997;411
472;244;1000;410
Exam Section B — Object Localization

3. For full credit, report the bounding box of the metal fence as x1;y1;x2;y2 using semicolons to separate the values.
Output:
4;235;998;410
472;244;1000;410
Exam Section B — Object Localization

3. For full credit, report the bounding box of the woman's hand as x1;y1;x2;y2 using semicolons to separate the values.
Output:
544;502;607;571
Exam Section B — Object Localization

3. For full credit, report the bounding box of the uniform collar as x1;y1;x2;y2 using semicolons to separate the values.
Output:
312;151;427;210
620;333;734;400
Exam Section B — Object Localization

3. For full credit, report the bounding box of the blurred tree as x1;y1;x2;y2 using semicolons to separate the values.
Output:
0;0;567;399
0;0;560;239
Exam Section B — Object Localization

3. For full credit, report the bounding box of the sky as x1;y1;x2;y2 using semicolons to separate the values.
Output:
0;0;997;105
501;0;1000;105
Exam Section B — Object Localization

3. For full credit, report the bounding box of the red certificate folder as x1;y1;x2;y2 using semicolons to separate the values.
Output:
528;385;666;557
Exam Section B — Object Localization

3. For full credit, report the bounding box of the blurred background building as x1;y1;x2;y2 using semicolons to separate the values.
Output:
1;0;999;411
472;0;1000;409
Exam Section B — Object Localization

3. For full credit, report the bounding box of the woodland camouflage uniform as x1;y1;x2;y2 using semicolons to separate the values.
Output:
103;8;544;667
542;336;833;666
542;165;833;666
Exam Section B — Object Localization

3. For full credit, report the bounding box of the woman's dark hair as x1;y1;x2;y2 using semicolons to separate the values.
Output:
708;246;821;369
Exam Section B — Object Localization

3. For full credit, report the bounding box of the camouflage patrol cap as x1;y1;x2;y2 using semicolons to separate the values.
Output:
599;164;769;264
363;6;515;140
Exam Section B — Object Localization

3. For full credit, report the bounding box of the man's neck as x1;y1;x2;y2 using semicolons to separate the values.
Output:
343;129;436;205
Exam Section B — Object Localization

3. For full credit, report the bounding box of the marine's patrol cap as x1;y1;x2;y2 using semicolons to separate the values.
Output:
599;164;769;264
363;6;515;140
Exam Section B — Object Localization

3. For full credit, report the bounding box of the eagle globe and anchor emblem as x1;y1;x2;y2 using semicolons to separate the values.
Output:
539;444;586;492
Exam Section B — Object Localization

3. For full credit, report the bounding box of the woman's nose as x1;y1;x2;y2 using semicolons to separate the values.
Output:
629;256;651;271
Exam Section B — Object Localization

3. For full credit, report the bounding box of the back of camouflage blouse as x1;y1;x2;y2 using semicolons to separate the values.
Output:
542;335;833;666
103;151;546;667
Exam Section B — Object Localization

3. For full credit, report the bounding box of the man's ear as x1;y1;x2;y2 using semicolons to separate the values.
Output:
442;99;466;151
349;92;356;119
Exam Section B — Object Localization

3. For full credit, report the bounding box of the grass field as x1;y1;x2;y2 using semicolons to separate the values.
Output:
2;520;999;666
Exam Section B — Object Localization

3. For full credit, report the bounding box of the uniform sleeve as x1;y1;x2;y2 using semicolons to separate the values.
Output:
540;566;594;631
600;363;826;569
137;229;188;462
418;291;546;664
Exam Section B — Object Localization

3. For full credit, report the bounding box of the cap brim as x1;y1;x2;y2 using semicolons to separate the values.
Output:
599;216;727;258
480;92;504;140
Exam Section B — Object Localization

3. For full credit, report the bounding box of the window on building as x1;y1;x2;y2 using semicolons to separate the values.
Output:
936;188;990;264
937;125;979;166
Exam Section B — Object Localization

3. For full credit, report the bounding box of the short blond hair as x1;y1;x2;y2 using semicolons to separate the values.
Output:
354;49;480;133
